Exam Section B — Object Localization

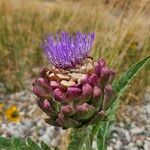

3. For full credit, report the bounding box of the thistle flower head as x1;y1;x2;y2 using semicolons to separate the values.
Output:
42;32;95;69
33;32;115;128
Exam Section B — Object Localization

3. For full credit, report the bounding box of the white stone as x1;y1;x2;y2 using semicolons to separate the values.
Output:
144;141;150;150
136;140;143;147
124;130;131;142
114;139;122;149
1;123;7;129
113;133;118;138
107;146;113;150
130;127;144;134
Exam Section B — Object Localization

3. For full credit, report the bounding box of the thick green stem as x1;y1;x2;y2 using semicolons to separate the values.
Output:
96;121;110;150
91;123;101;141
85;132;92;150
67;127;89;150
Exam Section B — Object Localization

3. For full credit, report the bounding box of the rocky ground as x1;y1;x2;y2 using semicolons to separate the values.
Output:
107;91;150;150
0;82;150;150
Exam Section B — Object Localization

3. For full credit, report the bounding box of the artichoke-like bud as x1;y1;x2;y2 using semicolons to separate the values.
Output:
102;85;114;110
92;86;102;107
32;32;115;128
67;87;81;98
61;105;74;116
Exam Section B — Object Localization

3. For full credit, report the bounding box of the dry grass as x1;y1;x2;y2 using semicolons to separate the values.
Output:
0;0;149;103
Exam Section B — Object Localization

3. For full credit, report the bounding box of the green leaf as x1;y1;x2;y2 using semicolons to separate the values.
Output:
113;55;150;97
0;136;11;149
0;136;54;150
11;137;29;150
41;141;52;150
96;121;110;150
107;55;150;117
27;138;41;150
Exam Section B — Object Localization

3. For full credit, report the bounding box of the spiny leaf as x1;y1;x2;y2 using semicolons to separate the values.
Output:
113;55;150;96
109;55;150;116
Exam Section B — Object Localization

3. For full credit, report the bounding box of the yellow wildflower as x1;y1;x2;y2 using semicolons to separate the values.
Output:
5;106;20;122
0;103;3;110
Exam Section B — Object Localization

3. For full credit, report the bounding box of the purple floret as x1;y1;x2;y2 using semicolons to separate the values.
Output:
42;32;95;69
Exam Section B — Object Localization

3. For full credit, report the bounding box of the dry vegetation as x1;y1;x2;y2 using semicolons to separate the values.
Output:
0;0;149;104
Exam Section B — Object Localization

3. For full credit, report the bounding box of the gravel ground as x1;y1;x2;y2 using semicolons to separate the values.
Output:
0;83;150;150
107;92;150;150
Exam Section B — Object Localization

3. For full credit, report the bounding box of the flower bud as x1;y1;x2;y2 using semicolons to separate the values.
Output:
36;77;51;92
82;84;93;97
67;87;81;98
32;87;51;99
50;81;60;90
100;67;110;89
32;87;41;97
37;99;57;117
94;58;106;77
77;103;89;113
93;86;102;98
36;77;45;84
75;103;96;120
61;105;74;115
42;100;49;108
92;86;102;107
53;88;66;102
102;85;113;110
79;77;88;86
56;114;64;126
97;58;106;68
89;73;99;86
94;64;101;77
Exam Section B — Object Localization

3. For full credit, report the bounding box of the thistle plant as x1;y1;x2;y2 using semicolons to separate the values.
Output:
31;32;150;150
32;32;115;129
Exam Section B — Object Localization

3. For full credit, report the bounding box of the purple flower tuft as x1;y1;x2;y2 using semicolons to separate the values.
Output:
42;32;95;69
